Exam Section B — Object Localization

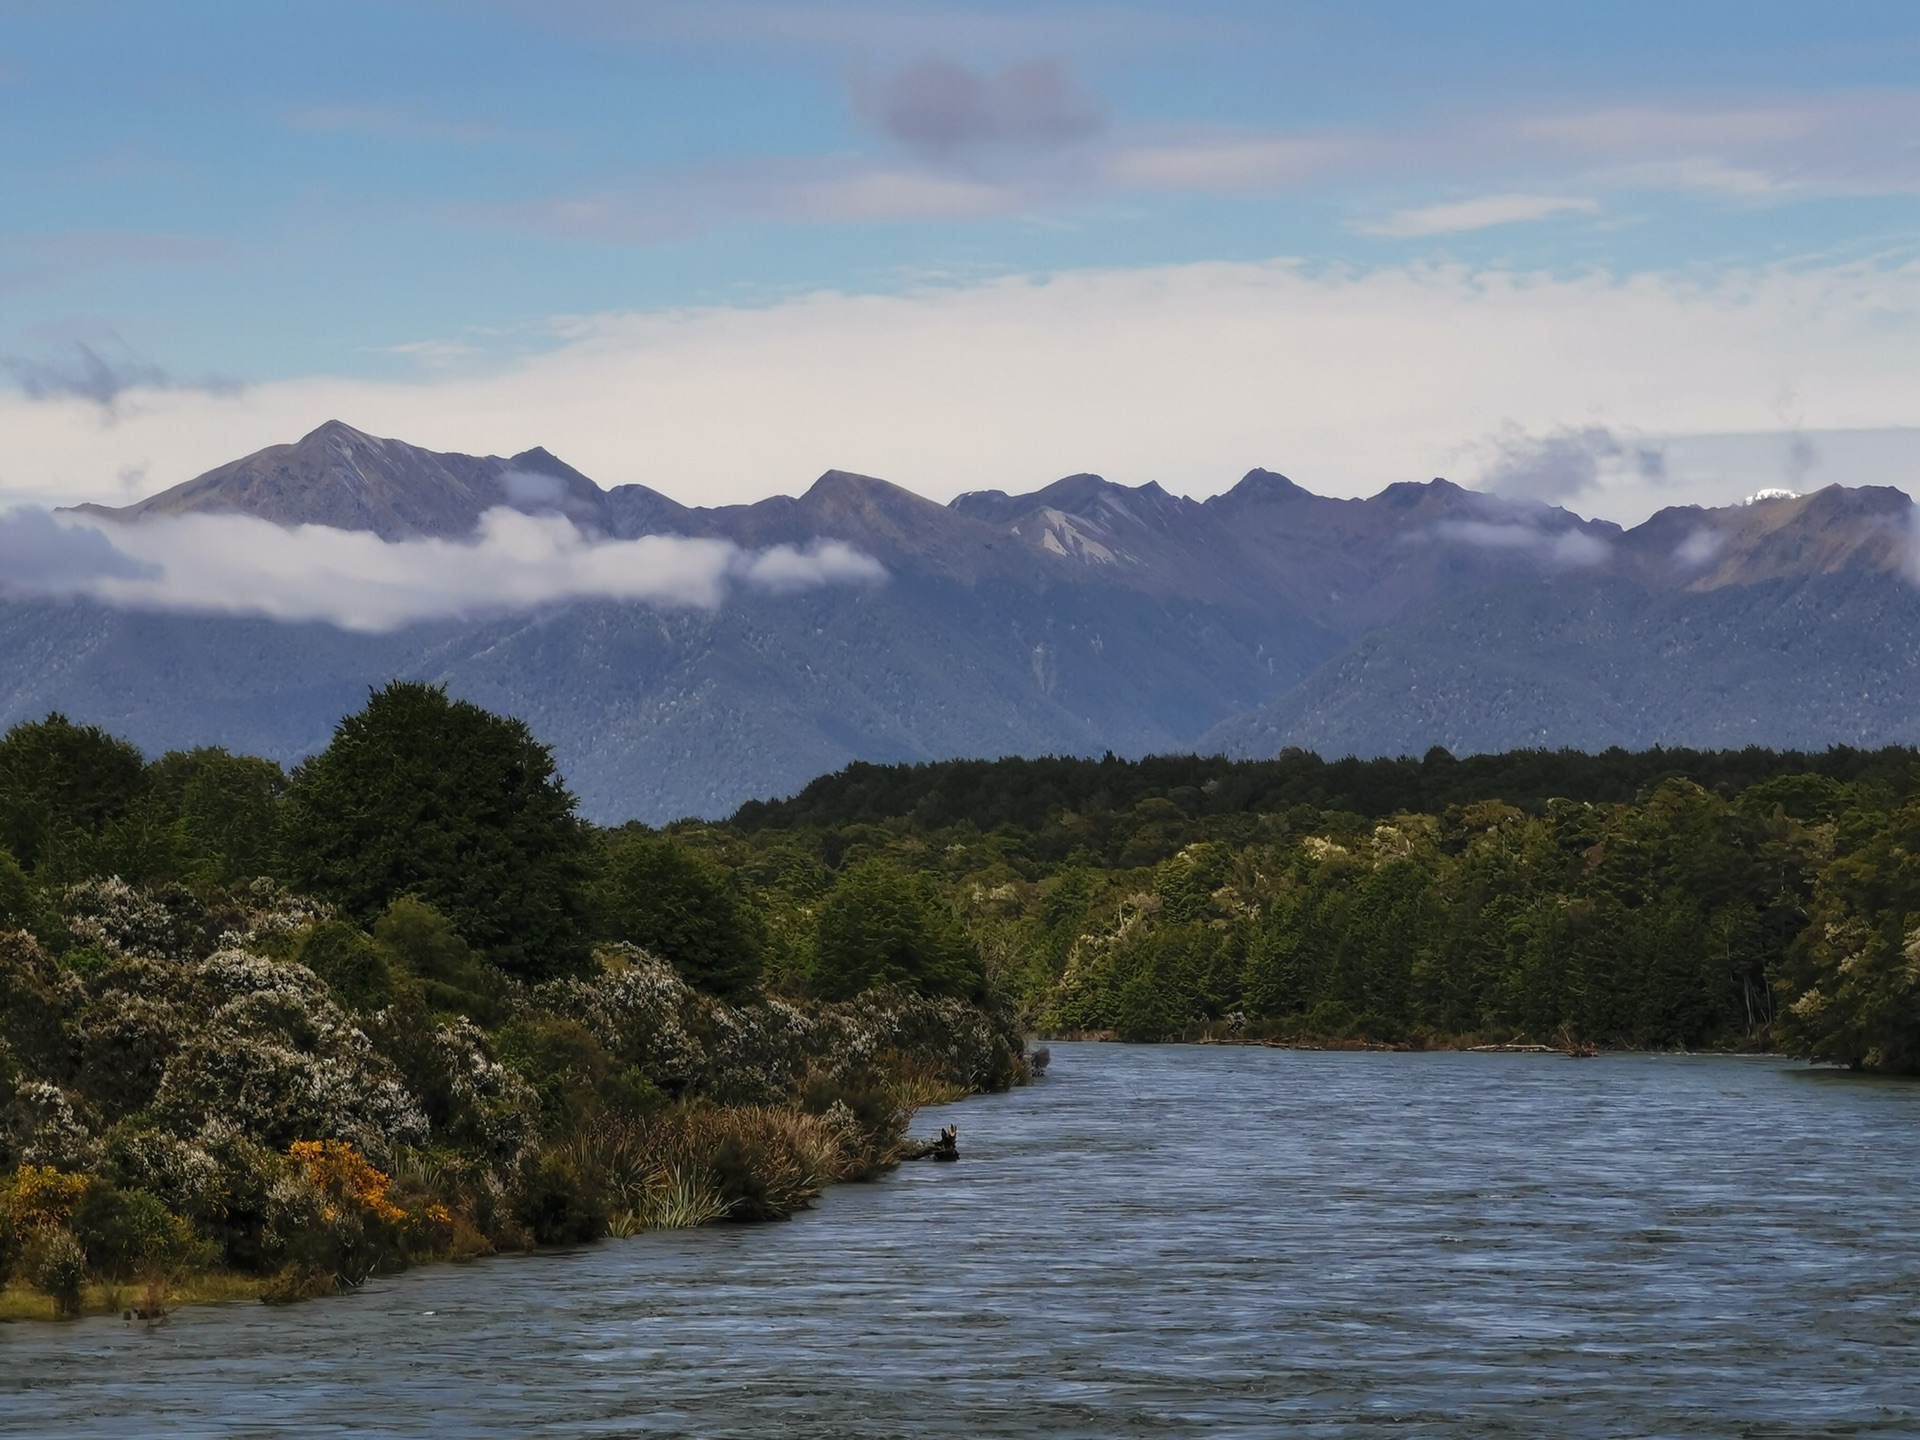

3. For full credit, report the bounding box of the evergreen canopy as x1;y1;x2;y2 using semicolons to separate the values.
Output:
284;682;590;979
591;832;765;999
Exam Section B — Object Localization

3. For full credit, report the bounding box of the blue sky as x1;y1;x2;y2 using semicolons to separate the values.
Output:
6;1;1920;517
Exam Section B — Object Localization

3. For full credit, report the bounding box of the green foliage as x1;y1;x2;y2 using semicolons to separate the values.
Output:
297;921;398;1012
22;1225;87;1316
1777;800;1920;1073
513;1149;606;1245
373;897;500;1018
0;714;147;881
71;1182;206;1282
590;832;765;998
493;1016;658;1132
141;748;287;885
1036;779;1827;1048
735;744;1920;839
0;848;44;936
811;859;985;1001
284;682;592;981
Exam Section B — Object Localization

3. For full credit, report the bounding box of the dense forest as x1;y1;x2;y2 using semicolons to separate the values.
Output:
731;744;1920;1066
3;692;1918;1321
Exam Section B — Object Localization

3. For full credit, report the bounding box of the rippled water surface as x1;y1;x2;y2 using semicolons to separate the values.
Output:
7;1044;1920;1437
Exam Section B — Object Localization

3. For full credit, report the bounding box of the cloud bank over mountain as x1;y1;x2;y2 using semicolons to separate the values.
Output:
6;257;1920;525
0;507;886;631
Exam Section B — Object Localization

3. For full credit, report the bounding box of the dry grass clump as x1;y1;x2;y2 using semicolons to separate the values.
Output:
582;1103;867;1233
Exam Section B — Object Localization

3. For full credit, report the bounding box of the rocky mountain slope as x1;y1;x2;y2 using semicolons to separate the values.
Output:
26;420;1920;820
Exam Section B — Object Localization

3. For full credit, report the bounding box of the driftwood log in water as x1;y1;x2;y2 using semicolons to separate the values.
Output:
902;1125;959;1162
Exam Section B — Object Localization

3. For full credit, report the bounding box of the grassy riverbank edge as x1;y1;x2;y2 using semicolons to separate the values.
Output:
0;1272;264;1323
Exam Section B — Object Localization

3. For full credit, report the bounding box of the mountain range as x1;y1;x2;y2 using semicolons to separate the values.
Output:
13;419;1919;821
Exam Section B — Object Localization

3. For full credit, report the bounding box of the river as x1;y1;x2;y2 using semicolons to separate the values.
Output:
5;1043;1919;1436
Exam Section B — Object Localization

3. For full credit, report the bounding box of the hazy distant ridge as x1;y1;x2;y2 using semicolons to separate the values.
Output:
30;420;1920;821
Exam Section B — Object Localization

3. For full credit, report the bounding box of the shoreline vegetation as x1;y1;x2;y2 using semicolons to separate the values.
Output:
0;685;1032;1325
5;696;1919;1325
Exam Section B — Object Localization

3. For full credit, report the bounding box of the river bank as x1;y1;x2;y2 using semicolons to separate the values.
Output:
2;878;1034;1323
0;1067;1030;1324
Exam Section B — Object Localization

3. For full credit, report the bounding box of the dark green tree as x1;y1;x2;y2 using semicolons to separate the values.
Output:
283;683;590;980
590;832;764;998
0;714;146;879
143;747;287;885
811;859;984;1000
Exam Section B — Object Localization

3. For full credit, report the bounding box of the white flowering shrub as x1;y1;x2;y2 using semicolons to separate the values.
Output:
151;948;426;1161
538;947;708;1091
6;1080;98;1170
64;877;195;958
428;1017;540;1169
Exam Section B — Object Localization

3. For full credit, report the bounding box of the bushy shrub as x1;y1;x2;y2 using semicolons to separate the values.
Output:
297;921;397;1012
71;1183;207;1282
73;992;187;1121
6;1163;90;1231
374;897;502;1019
513;1149;605;1245
5;1083;98;1171
262;1140;414;1290
100;1125;227;1228
22;1225;87;1316
152;949;426;1158
799;1079;907;1176
64;877;207;961
540;949;708;1094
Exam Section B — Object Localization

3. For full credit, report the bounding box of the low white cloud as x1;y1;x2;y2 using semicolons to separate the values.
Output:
1434;518;1612;569
1354;193;1600;238
0;507;885;631
1673;527;1725;568
8;256;1920;524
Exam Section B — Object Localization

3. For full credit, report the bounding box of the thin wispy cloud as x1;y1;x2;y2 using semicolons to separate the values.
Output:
476;82;1920;244
0;507;886;631
3;341;241;418
510;0;1194;56
1100;134;1348;193
1354;194;1600;238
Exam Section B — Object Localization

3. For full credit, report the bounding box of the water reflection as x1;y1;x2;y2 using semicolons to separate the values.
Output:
5;1045;1919;1437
